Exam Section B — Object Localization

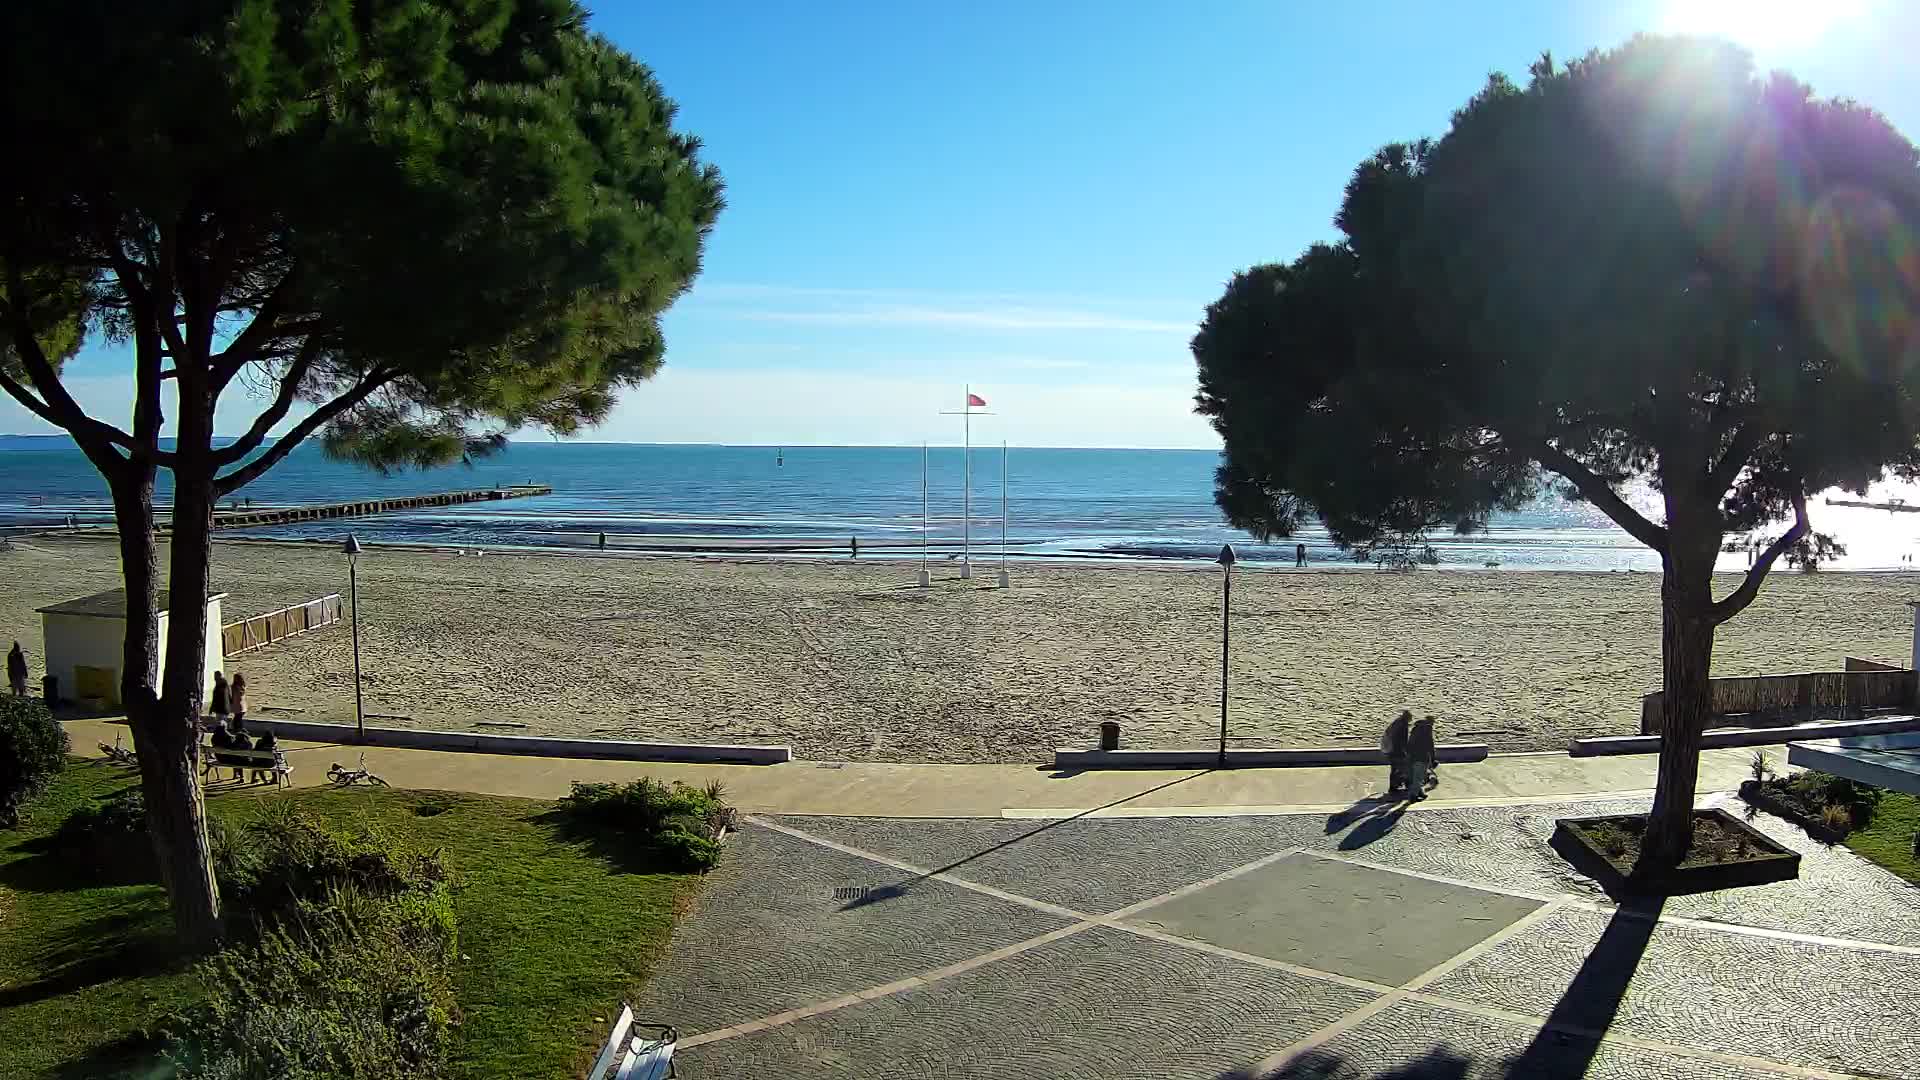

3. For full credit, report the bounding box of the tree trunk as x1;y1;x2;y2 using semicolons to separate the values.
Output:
153;433;224;947
114;465;223;949
1640;558;1717;870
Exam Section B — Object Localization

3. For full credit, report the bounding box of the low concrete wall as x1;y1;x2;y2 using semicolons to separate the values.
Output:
1569;714;1920;757
1053;743;1489;770
252;718;789;765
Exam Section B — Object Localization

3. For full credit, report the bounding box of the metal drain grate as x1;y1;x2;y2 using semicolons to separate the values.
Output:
833;886;871;901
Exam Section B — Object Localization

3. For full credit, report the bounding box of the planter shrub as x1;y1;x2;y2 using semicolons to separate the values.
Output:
0;696;67;826
52;788;158;883
559;778;731;872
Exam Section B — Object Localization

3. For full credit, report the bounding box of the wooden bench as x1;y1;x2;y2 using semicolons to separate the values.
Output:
589;1003;676;1079
199;741;293;789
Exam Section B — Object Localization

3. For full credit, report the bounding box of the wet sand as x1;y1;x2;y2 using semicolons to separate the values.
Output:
2;535;1914;763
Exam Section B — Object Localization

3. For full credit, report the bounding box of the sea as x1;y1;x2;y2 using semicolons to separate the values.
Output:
4;436;1920;572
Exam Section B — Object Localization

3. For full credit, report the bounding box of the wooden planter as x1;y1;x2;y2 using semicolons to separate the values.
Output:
1552;808;1800;898
1737;780;1850;845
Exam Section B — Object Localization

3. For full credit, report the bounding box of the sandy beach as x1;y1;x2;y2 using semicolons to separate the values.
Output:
2;534;1915;763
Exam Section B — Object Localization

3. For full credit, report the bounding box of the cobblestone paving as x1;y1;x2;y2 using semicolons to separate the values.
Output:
1425;905;1920;1076
674;926;1380;1080
644;804;1920;1079
635;825;1073;1034
1271;999;1796;1080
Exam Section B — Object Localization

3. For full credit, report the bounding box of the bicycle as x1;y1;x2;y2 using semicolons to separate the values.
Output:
326;753;389;788
98;735;138;767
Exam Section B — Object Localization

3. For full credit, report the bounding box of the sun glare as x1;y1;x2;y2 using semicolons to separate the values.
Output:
1663;0;1863;50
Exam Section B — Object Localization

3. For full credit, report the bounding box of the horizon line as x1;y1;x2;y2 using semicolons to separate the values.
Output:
0;432;1223;454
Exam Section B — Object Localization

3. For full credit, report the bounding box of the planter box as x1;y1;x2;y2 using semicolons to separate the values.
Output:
1737;779;1850;844
1551;808;1800;898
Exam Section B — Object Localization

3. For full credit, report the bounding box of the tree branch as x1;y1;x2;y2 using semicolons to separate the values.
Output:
210;266;300;393
1706;423;1762;496
210;342;320;467
1;273;138;460
213;368;397;494
1527;438;1670;553
1709;490;1808;624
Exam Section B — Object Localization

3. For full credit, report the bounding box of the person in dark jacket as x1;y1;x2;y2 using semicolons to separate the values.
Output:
6;641;26;697
208;671;230;729
1381;710;1412;796
1407;714;1440;799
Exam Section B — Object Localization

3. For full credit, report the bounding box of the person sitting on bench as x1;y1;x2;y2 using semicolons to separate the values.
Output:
249;729;279;784
227;726;253;780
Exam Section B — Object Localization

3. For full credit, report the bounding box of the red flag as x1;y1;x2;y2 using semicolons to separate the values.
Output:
967;393;986;407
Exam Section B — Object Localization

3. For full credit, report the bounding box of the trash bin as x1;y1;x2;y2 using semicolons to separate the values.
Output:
41;674;57;706
1099;721;1120;751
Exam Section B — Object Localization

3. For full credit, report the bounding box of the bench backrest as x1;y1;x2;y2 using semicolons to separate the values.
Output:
588;1004;635;1080
208;747;282;765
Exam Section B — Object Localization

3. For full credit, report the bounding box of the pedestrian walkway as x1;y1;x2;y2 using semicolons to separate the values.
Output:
67;717;1758;819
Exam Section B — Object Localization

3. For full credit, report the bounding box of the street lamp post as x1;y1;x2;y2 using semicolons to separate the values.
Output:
343;534;365;742
1217;543;1236;767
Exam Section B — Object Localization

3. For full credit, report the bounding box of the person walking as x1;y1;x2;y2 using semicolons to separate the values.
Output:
229;673;249;733
208;671;230;731
1381;710;1412;796
6;641;26;697
1407;713;1440;799
1295;542;1307;567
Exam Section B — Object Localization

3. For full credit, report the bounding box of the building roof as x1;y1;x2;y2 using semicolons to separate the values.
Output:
36;588;229;619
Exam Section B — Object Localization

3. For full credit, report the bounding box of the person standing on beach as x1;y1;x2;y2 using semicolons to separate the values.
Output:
1295;542;1307;567
1382;710;1412;795
6;641;26;697
208;671;230;731
1408;714;1439;798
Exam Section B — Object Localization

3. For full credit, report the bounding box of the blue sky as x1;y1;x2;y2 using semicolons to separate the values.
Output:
13;0;1918;448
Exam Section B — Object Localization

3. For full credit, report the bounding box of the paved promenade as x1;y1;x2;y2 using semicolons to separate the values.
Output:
69;718;1920;1077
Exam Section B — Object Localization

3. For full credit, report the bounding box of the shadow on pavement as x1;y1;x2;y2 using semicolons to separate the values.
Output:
840;769;1211;909
1325;796;1409;850
1226;898;1664;1078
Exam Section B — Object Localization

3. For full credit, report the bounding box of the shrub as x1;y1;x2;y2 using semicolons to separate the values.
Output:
215;803;451;934
1583;821;1634;859
1749;751;1773;784
1821;803;1856;834
1784;770;1884;820
0;696;67;826
559;777;731;871
167;884;457;1080
52;788;157;882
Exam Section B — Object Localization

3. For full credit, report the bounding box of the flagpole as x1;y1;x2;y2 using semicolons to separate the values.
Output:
997;440;1010;588
919;441;930;587
962;385;972;579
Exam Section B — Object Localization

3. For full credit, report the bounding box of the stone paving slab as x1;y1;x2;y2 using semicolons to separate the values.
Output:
636;824;1074;1034
768;813;1328;913
780;796;1920;948
674;925;1381;1080
1125;853;1545;986
1247;998;1797;1080
1424;905;1920;1077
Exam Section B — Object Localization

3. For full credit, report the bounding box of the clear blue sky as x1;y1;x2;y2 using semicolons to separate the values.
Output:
12;0;1917;448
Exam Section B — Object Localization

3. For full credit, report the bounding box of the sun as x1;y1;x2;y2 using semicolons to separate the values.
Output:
1662;0;1862;51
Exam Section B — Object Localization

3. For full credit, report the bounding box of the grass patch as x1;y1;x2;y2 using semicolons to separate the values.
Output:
1845;790;1920;885
0;761;702;1079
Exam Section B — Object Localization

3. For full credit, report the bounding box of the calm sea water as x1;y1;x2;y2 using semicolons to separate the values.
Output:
4;437;1919;571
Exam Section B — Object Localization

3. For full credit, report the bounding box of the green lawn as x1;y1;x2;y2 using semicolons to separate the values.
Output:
0;760;700;1079
1848;790;1920;885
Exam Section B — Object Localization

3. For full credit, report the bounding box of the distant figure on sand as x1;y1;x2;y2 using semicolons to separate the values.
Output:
209;671;230;729
230;673;248;731
1407;714;1440;799
1381;710;1412;795
7;641;26;697
1296;542;1307;567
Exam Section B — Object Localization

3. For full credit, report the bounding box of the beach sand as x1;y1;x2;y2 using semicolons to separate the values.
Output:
2;535;1915;763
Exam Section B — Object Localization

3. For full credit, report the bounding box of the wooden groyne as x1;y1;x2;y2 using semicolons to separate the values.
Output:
207;485;551;530
1825;497;1920;513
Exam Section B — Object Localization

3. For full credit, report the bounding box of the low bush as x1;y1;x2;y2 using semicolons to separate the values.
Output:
215;803;450;929
167;885;458;1080
559;777;731;871
0;695;68;826
170;809;459;1079
52;787;158;882
1756;770;1885;836
1582;821;1634;858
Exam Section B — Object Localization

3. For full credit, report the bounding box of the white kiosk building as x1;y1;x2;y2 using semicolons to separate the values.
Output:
36;589;226;709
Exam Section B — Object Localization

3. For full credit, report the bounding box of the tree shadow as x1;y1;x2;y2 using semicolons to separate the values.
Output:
1325;796;1409;851
0;906;187;1011
531;807;691;876
1221;1043;1476;1079
840;770;1211;910
47;1030;171;1080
